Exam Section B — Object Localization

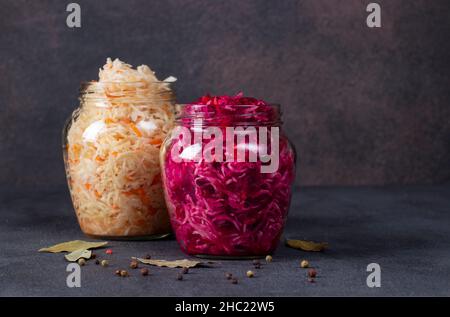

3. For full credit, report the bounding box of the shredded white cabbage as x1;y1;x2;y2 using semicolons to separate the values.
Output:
65;58;175;237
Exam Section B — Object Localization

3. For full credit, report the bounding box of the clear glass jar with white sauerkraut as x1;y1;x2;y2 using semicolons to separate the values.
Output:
63;58;176;239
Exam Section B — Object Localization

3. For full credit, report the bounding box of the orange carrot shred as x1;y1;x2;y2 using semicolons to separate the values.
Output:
114;134;124;140
122;188;149;206
72;144;81;157
149;138;162;145
137;188;150;206
129;123;142;137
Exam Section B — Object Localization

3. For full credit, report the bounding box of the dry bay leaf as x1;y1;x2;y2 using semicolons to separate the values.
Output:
286;239;328;252
39;240;107;253
65;249;92;262
133;257;202;268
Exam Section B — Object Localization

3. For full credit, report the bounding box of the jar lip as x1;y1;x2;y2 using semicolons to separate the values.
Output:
174;103;282;126
79;80;176;105
176;103;280;107
80;80;175;86
80;80;175;92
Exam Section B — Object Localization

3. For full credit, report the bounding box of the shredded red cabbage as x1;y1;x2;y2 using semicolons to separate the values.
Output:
162;94;295;256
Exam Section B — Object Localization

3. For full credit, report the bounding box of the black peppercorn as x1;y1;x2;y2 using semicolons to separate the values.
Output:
308;269;317;278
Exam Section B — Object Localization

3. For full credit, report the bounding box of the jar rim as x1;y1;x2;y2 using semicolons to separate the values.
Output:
176;103;280;107
80;80;175;92
174;103;282;126
80;80;175;85
79;80;176;105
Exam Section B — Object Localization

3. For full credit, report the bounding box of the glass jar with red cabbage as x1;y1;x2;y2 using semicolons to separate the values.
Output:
160;94;296;258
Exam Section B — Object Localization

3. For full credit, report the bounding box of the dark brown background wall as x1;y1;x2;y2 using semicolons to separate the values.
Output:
1;0;449;190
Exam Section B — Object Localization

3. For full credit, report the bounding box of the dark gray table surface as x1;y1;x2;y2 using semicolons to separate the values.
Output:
1;185;449;297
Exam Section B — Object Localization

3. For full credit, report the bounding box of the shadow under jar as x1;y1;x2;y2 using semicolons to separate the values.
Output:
160;98;296;258
63;81;175;240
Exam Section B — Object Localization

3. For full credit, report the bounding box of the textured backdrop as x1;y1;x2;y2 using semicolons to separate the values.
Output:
1;0;449;190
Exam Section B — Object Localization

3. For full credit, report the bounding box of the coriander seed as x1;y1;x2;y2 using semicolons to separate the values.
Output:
265;255;273;263
115;270;121;276
120;270;129;277
140;268;149;276
246;270;254;278
77;258;86;266
130;260;138;269
300;260;309;268
101;260;109;267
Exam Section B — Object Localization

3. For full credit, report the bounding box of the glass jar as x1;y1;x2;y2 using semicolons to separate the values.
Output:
63;81;175;239
160;96;296;258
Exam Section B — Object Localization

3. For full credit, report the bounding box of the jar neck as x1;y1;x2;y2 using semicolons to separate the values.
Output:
175;104;282;127
79;81;176;108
